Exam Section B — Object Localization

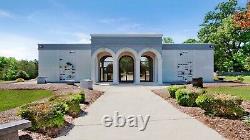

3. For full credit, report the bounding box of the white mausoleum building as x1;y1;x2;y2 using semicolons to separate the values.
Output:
38;34;214;84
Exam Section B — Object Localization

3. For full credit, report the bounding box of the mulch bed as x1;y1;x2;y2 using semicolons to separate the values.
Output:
152;88;250;140
0;82;103;140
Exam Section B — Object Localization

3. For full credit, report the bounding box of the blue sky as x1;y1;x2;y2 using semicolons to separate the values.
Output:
0;0;247;60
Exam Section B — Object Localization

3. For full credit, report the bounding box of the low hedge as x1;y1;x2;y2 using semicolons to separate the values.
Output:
168;85;186;98
196;93;245;118
19;102;65;131
49;93;83;118
175;88;203;107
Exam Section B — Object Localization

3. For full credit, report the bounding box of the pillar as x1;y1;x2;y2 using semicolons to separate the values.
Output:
158;57;163;84
113;55;119;84
135;56;140;84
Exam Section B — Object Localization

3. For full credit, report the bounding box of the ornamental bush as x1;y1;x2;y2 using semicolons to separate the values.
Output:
49;93;82;118
167;85;186;98
196;93;245;118
175;88;201;107
236;75;244;82
15;70;29;80
19;102;65;131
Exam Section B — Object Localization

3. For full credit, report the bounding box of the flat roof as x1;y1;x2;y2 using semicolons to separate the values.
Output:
90;34;163;38
38;44;91;50
162;44;213;50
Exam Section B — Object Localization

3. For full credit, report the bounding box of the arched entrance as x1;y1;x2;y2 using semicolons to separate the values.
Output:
119;55;134;82
139;48;162;84
92;48;116;83
140;56;153;82
99;56;113;82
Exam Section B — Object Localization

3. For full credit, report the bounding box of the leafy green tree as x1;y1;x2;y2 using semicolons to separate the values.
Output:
17;60;38;79
162;37;174;43
245;57;250;71
198;0;250;72
0;56;38;81
0;57;18;80
183;38;200;43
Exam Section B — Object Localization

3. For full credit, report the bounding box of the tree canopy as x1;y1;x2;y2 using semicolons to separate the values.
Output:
0;57;38;80
162;37;174;43
183;38;200;43
198;0;250;72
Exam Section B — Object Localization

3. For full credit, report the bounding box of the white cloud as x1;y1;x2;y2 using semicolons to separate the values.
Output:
0;33;40;60
73;32;91;43
0;9;13;18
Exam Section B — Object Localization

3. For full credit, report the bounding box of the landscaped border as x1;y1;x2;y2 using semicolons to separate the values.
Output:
152;87;250;140
0;82;103;140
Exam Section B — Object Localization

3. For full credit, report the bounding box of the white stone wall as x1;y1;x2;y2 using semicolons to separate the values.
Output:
162;50;214;82
39;49;91;82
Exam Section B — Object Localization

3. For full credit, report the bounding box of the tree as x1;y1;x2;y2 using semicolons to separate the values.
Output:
198;0;250;72
183;38;200;43
17;60;38;79
0;57;18;80
162;37;174;43
245;57;250;71
0;56;38;81
233;1;250;29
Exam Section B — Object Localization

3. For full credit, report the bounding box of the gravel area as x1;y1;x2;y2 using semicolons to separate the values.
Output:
0;82;81;95
0;81;103;140
152;89;250;140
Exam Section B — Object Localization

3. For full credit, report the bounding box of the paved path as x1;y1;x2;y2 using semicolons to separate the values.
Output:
56;85;224;140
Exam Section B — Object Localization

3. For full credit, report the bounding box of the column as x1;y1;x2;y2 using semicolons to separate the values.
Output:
135;56;140;84
158;58;163;84
91;57;96;83
113;55;119;84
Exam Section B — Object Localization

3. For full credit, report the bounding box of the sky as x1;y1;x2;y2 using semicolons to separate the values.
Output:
0;0;247;60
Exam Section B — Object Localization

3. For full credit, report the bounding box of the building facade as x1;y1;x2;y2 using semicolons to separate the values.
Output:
38;34;214;84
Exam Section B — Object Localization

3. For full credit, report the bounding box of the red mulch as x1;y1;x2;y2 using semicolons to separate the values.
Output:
152;89;250;140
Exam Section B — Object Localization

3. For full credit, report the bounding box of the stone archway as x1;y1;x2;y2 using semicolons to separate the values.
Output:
139;48;162;84
91;48;116;84
119;55;134;83
116;48;139;84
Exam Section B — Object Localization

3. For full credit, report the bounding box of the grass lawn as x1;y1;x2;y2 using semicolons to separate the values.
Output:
0;90;53;112
224;76;250;83
206;86;250;101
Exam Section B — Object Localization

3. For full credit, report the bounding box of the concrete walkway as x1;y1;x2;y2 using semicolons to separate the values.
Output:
56;85;224;140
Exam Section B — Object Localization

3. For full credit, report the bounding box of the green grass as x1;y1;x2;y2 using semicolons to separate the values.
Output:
0;90;53;112
206;86;250;101
224;76;250;83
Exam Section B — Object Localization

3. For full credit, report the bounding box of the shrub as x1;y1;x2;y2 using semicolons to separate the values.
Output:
16;70;29;80
236;75;244;82
175;88;201;107
19;102;65;131
168;85;186;98
196;93;245;118
73;91;85;104
49;93;81;118
15;78;25;82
